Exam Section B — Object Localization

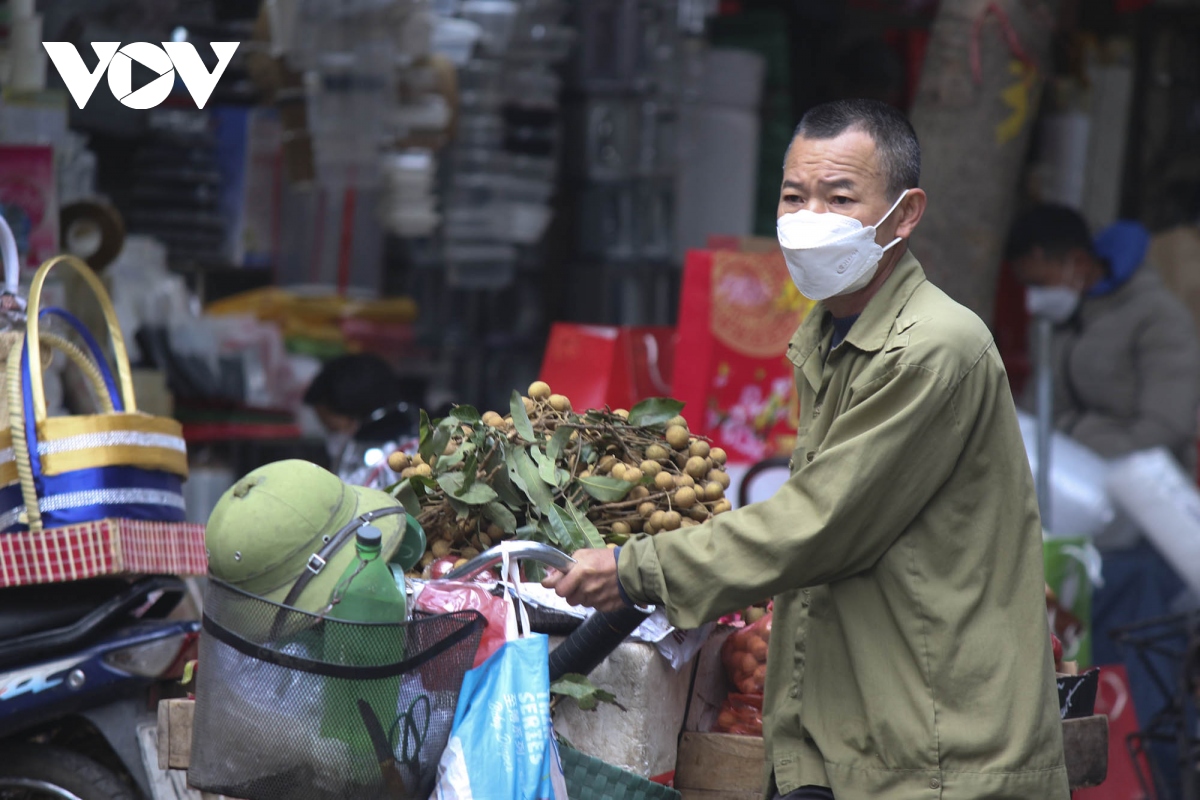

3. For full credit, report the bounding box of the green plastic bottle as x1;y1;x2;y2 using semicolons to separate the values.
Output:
320;525;407;784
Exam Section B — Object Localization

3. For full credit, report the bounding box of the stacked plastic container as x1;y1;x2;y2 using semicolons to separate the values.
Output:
269;0;431;290
426;0;574;290
563;0;715;323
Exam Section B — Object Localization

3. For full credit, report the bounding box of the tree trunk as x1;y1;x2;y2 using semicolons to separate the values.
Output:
909;0;1060;327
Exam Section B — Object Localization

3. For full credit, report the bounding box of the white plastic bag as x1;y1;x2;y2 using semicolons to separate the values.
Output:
1107;448;1200;597
1015;410;1116;538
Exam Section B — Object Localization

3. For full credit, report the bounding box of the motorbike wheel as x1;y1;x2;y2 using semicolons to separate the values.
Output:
0;745;135;800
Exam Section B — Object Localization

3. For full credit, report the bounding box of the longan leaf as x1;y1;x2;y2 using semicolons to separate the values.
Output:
418;409;433;462
430;419;456;468
539;513;575;550
460;450;478;492
392;480;421;517
486;443;525;506
448;497;471;519
438;445;467;471
483;501;517;533
509;390;537;442
438;471;498;505
491;469;525;508
547;426;573;462
628;398;685;429
508;447;556;514
410;475;438;493
450;404;481;424
578;475;635;502
565;498;605;549
530;446;561;487
550;673;619;712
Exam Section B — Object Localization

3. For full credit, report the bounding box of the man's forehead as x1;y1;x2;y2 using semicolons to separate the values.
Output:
784;128;881;181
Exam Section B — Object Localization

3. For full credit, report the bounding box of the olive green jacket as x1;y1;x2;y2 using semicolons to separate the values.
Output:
618;252;1069;800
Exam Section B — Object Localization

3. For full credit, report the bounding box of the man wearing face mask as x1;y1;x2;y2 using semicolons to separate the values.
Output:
1007;204;1200;473
545;99;1067;800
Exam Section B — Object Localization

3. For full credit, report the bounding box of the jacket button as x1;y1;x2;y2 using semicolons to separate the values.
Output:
789;686;799;698
788;457;795;471
813;404;822;415
806;451;815;463
929;777;941;789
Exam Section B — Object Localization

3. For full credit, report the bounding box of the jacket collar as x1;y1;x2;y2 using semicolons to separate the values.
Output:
788;249;927;372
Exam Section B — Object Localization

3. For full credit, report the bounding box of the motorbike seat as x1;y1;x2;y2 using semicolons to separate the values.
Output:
0;578;134;642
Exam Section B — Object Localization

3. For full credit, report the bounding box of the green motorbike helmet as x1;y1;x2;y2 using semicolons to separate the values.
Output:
205;460;424;613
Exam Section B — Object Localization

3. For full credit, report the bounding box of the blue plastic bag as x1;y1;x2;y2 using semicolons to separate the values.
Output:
433;632;567;800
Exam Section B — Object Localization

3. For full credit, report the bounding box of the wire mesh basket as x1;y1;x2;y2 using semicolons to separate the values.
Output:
189;579;484;800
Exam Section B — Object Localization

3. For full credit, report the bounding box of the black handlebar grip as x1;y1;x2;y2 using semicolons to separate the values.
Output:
548;605;651;682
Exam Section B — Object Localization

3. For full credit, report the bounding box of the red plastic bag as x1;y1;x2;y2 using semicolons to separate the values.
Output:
415;581;508;668
721;612;771;695
713;693;763;737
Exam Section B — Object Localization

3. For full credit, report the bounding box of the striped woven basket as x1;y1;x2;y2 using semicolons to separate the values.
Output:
0;254;189;534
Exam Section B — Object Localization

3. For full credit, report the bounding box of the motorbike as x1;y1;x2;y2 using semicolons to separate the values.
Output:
0;575;200;800
333;401;420;488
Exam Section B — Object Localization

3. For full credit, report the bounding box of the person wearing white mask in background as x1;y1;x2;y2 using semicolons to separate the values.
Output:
1007;203;1200;475
1008;205;1200;795
544;99;1068;800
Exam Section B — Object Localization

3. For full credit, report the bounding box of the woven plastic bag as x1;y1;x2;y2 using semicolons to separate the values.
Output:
433;555;567;800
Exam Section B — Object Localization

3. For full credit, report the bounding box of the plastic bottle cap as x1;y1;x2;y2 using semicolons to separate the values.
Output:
356;525;383;547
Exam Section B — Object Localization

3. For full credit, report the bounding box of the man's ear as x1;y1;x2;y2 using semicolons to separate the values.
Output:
894;188;927;240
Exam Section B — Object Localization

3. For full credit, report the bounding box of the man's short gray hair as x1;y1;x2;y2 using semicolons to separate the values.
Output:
786;99;921;199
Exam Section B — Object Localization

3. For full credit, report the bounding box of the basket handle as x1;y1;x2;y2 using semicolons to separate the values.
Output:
38;307;124;411
0;213;20;297
8;332;118;533
25;254;137;423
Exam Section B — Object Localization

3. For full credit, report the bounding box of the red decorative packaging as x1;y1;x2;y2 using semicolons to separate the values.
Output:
538;324;675;412
672;247;814;465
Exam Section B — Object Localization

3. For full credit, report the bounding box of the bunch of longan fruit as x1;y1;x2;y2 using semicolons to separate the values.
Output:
387;380;737;576
593;415;733;537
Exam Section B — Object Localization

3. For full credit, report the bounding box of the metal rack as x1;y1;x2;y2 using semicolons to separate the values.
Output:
1111;611;1200;799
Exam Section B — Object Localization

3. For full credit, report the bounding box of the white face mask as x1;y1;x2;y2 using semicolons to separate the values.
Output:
776;189;909;301
1025;285;1080;324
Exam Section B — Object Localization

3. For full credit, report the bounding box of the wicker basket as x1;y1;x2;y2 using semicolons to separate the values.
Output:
560;746;681;800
